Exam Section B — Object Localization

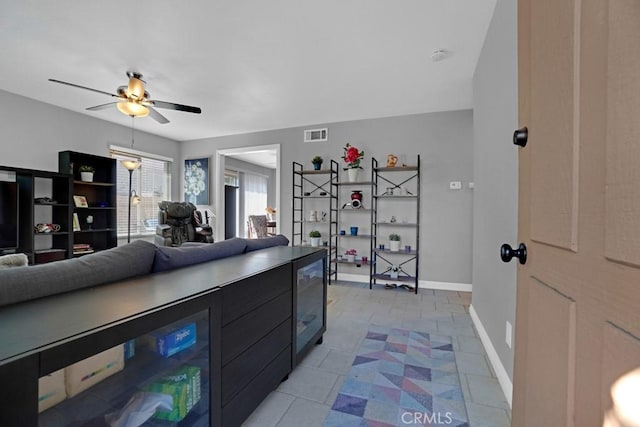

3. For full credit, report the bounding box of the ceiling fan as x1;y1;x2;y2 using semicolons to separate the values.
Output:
48;71;202;124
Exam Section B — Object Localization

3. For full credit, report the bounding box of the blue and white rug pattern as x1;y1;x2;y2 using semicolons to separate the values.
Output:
324;325;468;427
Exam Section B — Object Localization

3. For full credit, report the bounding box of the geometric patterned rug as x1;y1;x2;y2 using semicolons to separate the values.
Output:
324;325;469;427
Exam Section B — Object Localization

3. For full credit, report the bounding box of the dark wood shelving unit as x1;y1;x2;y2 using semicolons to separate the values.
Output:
59;151;117;255
0;166;74;264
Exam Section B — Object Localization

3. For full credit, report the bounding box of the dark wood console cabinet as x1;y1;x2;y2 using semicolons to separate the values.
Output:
0;246;326;427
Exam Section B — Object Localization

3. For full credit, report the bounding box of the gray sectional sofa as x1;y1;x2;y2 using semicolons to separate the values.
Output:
0;235;289;307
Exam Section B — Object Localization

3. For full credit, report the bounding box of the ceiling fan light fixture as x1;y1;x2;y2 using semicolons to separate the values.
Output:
126;76;146;100
117;101;149;117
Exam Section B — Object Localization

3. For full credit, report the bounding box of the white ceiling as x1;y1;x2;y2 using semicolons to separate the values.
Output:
0;0;497;142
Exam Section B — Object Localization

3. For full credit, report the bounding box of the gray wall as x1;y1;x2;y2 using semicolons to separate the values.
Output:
0;89;475;286
472;0;518;380
0;90;181;197
183;110;474;284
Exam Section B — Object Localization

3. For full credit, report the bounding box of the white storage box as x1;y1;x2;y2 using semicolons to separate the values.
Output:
65;345;124;397
38;368;66;413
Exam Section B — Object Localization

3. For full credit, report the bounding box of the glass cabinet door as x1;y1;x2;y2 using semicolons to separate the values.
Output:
296;258;325;354
38;309;210;426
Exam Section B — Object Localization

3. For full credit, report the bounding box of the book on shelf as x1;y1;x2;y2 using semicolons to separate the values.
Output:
73;243;94;255
73;248;94;255
73;213;80;231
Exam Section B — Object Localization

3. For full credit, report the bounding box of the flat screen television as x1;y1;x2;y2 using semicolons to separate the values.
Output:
0;181;19;250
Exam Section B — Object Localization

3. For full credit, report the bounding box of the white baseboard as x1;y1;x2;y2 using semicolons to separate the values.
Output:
335;273;472;292
422;280;472;292
469;304;513;407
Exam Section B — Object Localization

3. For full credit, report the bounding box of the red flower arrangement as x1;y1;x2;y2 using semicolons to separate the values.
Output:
341;143;364;169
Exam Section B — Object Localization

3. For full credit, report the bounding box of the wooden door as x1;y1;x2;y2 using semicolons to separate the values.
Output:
513;0;640;426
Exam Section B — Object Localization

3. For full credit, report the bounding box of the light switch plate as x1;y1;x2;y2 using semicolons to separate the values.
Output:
449;181;462;190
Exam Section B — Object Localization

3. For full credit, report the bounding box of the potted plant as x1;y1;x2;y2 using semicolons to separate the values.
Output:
312;156;323;171
341;143;364;182
389;233;401;252
78;165;95;182
309;230;321;247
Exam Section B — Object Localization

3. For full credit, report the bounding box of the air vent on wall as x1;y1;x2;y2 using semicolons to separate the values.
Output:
304;128;328;143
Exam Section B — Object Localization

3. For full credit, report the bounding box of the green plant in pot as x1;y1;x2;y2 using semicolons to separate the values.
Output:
309;230;321;247
312;156;323;170
389;233;401;252
78;165;95;182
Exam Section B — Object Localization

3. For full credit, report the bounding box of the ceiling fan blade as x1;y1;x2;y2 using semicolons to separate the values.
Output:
148;107;170;124
86;102;118;111
48;79;118;98
151;100;202;114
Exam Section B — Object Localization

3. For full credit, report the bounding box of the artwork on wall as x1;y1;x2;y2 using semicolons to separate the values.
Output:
184;158;209;205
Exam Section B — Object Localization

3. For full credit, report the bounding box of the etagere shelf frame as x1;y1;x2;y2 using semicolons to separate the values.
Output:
370;156;421;294
292;160;338;283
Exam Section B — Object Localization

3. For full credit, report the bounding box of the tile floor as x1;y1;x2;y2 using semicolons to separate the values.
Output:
242;281;511;427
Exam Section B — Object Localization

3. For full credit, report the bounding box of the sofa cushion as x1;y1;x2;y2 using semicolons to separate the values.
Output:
152;237;247;273
0;240;157;307
244;235;290;252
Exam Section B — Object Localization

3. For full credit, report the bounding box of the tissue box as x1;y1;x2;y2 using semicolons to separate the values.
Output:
152;322;196;357
65;345;124;397
143;365;201;422
38;369;66;413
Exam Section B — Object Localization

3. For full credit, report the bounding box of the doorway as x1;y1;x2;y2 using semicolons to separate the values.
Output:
214;145;280;241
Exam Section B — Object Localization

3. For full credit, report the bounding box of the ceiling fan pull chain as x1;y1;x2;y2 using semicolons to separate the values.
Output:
131;116;135;148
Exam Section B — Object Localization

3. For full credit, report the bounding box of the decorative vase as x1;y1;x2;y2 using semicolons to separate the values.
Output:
350;191;363;201
310;237;320;247
390;240;401;252
313;162;322;170
346;254;355;263
347;167;359;182
80;172;94;182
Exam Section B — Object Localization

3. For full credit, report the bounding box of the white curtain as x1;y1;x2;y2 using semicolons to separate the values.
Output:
243;173;268;219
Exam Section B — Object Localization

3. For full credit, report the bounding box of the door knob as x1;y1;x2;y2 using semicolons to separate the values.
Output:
500;243;527;264
513;127;528;147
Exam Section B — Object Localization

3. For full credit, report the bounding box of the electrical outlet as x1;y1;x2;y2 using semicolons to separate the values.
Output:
449;181;462;190
506;321;513;348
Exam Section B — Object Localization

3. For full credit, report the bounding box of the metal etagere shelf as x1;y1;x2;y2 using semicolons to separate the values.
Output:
333;174;374;283
370;156;421;294
292;160;338;283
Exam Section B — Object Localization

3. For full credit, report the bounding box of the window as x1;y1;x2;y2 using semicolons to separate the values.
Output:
243;172;268;219
224;170;239;187
110;148;172;238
